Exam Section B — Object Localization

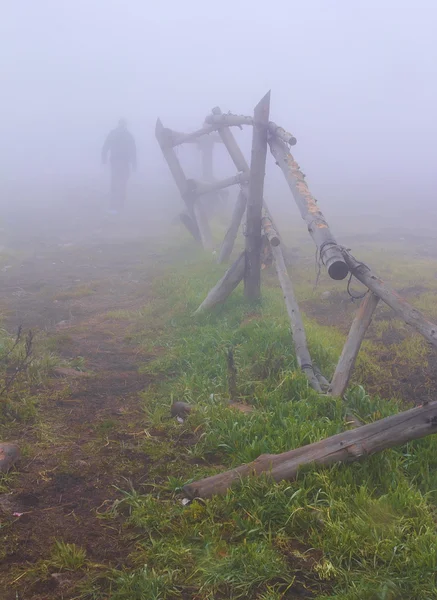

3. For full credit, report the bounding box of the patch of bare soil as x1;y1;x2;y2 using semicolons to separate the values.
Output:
0;235;163;599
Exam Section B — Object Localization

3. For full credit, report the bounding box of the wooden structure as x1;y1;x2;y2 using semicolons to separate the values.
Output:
156;91;437;401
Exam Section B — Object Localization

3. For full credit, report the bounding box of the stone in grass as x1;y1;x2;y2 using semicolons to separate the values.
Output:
170;402;193;419
320;291;332;300
0;443;20;473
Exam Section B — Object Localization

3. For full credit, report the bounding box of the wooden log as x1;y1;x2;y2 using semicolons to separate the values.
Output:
194;251;245;314
194;172;249;196
342;250;437;349
179;212;201;243
268;137;348;281
205;113;297;145
183;400;437;498
155;119;190;203
227;348;238;402
193;201;213;250
211;107;249;173
270;243;322;392
329;292;380;398
244;91;271;300
261;215;280;247
171;125;218;146
218;189;247;264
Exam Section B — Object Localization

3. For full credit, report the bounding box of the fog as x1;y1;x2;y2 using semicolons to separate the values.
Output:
1;0;436;229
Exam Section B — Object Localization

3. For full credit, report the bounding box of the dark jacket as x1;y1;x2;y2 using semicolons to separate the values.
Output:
102;127;137;168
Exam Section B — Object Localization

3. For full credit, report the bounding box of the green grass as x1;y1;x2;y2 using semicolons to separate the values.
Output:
80;246;437;600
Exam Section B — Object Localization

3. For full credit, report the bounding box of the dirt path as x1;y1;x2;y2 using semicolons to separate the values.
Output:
0;229;165;599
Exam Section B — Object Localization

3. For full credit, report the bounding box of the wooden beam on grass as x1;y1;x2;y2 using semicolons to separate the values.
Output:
183;400;437;498
244;91;271;300
194;251;245;314
342;250;437;349
268;137;348;281
329;291;380;398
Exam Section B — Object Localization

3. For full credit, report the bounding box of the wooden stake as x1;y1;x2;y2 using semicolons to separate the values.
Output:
270;242;322;392
227;348;238;402
183;400;437;498
268;137;348;280
179;212;201;243
244;91;271;300
329;292;380;398
218;189;247;264
342;250;437;349
194;251;245;314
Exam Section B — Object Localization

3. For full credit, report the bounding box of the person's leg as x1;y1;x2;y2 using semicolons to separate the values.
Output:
117;164;130;211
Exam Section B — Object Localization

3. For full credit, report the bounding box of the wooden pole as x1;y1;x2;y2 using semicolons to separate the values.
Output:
244;91;271;300
183;400;437;498
155;119;190;204
342;250;437;349
268;137;348;281
193;172;249;196
218;189;247;264
205;113;297;146
329;292;380;398
194;251;245;314
269;240;322;392
179;212;201;243
211;107;249;174
262;215;280;247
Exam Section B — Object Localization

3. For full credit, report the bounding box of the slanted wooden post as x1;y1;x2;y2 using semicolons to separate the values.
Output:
156;118;211;249
329;292;380;398
244;91;271;300
194;251;245;314
183;400;437;498
218;189;247;264
270;240;322;392
268;137;348;280
342;250;437;349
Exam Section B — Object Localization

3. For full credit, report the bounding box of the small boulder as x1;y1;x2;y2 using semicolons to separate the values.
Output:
0;443;20;473
170;402;192;419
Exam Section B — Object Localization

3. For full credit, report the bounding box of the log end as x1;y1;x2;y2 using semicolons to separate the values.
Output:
328;260;349;281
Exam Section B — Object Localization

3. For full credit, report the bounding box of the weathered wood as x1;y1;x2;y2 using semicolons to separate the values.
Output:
194;172;249;196
244;92;271;300
330;292;380;397
194;251;245;314
171;125;218;146
205;113;297;145
261;215;280;247
155;119;190;202
0;443;20;473
342;250;437;349
193;201;213;249
179;212;201;243
268;137;348;281
227;348;238;402
218;189;247;264
211;107;250;174
270;242;322;392
183;400;437;498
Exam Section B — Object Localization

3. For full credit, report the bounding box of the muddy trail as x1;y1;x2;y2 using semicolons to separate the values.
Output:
0;220;169;599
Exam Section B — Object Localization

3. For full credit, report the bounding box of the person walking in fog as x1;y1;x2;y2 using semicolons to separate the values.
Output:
101;119;137;214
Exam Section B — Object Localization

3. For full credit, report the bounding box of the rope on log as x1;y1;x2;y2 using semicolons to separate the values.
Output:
183;400;437;498
342;250;437;349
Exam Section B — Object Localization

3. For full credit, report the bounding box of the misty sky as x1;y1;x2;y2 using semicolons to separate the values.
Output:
1;1;436;209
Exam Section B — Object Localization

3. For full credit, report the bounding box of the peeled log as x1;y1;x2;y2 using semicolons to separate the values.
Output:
342;250;437;349
183;400;437;498
269;137;348;281
194;251;245;314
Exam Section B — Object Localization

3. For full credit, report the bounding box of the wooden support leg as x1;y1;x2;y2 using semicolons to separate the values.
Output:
329;291;380;398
